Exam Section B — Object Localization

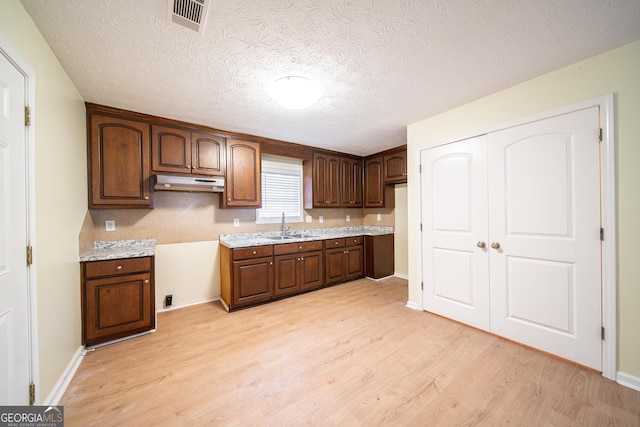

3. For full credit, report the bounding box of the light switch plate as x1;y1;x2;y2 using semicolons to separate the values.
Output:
233;218;240;227
305;216;312;223
105;220;115;231
376;214;382;221
319;216;324;223
346;215;350;222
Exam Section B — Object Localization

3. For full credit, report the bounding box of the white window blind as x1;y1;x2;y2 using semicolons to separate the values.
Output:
256;155;303;224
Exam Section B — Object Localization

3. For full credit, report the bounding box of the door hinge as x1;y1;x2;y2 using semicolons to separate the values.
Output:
26;246;33;266
598;128;603;142
600;228;604;241
420;223;422;232
25;106;31;127
419;164;422;173
421;281;424;290
29;383;35;405
601;326;605;340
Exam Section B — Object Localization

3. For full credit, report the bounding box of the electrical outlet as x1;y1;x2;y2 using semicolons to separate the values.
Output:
165;294;173;307
105;220;115;231
346;215;350;222
305;216;312;223
376;214;382;221
233;218;240;227
319;216;324;223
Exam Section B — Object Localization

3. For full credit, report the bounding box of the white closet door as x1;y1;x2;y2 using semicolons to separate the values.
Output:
487;107;602;370
420;135;490;331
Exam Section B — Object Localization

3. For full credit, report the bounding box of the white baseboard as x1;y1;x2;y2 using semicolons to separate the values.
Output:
394;272;408;280
43;346;85;405
156;297;220;313
405;301;420;310
617;371;640;392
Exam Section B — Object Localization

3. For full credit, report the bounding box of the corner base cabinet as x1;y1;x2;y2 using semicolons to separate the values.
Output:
81;257;155;347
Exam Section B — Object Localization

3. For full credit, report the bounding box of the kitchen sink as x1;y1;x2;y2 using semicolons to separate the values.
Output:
266;233;315;240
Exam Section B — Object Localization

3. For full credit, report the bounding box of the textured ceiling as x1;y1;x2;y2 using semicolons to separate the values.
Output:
20;0;640;156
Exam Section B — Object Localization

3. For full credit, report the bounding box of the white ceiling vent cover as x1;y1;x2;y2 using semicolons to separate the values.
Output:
169;0;210;33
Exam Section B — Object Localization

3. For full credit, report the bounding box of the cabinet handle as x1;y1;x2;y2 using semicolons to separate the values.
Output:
491;242;501;249
144;279;149;284
228;198;231;202
301;257;304;261
144;196;149;200
116;265;122;270
252;250;257;255
477;241;486;249
269;261;273;265
335;242;339;245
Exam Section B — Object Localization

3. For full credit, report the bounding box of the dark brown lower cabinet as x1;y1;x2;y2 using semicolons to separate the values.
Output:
81;256;155;347
365;234;395;279
325;237;364;285
274;240;324;296
220;245;274;311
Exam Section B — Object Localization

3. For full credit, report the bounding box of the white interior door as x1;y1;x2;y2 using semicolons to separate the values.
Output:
420;135;490;331
0;51;31;404
488;107;602;370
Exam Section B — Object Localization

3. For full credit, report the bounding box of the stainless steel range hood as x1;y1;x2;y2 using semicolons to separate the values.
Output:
154;174;224;192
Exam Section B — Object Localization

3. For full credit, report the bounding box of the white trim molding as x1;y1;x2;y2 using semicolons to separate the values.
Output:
617;372;640;392
43;346;84;405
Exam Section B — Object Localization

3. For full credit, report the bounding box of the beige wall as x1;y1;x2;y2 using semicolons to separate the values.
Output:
407;40;640;378
393;184;408;276
1;1;87;401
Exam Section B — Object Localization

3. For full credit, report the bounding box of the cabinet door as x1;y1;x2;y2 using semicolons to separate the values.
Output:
384;150;407;183
223;139;261;208
364;156;384;207
299;250;324;290
84;272;153;346
89;114;152;208
313;152;340;207
192;132;225;176
340;158;363;207
274;254;300;296
325;247;346;285
151;125;191;173
344;245;364;280
232;257;273;307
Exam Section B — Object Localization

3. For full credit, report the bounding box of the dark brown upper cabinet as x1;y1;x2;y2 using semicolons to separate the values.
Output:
221;139;262;208
152;125;225;176
340;157;363;208
313;152;341;207
384;148;407;183
364;156;384;208
88;112;152;208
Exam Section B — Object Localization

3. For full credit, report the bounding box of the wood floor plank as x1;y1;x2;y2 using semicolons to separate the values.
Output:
61;277;640;426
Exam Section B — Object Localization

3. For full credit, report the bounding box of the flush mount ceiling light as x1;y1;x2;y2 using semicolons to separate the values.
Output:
268;76;323;110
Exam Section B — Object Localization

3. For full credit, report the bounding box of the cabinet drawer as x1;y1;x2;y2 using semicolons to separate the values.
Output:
274;240;323;255
84;257;151;279
325;238;345;248
233;245;274;260
345;236;363;246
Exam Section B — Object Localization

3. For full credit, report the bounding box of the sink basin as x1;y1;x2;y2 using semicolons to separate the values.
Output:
266;233;316;240
266;235;296;240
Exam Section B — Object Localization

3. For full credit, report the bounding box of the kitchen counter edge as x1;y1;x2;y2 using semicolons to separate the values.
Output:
79;239;156;262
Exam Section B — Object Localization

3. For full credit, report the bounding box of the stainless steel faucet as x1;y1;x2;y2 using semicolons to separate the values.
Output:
281;212;286;236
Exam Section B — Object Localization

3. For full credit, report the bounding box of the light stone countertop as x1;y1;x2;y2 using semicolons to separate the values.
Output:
219;226;393;249
79;239;156;262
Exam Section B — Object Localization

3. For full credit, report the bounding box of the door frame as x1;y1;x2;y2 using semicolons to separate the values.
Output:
418;94;616;380
0;35;40;402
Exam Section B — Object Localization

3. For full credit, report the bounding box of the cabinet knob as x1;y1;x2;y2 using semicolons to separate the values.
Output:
116;265;122;270
252;250;257;255
299;246;302;250
491;242;501;249
269;261;273;265
228;198;231;202
477;241;486;249
144;280;149;284
335;242;339;245
301;257;304;261
144;196;149;200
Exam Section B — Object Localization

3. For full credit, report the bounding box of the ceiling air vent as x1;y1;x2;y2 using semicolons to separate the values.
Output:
170;0;210;33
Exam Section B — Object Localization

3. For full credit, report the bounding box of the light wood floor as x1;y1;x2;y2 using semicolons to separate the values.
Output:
62;277;640;426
